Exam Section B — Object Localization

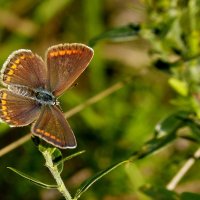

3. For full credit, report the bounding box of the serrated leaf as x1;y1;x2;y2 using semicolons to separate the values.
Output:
74;160;128;199
180;192;200;200
55;150;85;167
7;167;58;189
140;185;179;200
89;24;140;46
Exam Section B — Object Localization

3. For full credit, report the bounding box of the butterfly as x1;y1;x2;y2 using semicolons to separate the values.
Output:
0;43;94;149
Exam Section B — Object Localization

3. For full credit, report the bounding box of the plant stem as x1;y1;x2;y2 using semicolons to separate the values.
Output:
0;79;127;158
42;150;72;200
166;147;200;190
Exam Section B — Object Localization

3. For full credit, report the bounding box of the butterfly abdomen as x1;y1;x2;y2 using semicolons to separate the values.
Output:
8;85;34;97
8;85;57;106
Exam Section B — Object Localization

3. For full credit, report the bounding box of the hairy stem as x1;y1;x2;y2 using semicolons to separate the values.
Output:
42;150;72;200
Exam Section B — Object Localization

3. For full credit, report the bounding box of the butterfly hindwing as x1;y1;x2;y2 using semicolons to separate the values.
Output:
32;105;76;149
0;90;40;127
1;49;47;89
45;43;94;96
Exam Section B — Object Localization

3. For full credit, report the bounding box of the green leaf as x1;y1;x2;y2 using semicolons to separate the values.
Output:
180;192;200;200
151;17;176;39
0;123;10;136
89;24;141;46
74;160;128;199
51;148;63;174
179;135;199;143
131;111;191;160
33;136;56;153
169;78;188;96
185;120;200;142
140;185;179;200
155;110;191;138
131;132;176;160
55;150;86;167
7;167;58;189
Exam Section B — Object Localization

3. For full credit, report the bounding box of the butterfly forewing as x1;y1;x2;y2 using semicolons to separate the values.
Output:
32;105;76;149
45;43;94;96
0;90;40;127
1;50;47;89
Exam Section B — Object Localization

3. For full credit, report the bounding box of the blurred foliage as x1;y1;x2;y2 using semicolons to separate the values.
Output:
1;0;200;199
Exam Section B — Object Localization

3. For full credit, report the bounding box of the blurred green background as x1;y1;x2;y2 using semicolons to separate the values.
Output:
0;0;200;200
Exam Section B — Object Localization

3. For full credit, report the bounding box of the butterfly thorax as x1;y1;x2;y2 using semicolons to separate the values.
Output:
35;88;57;105
8;85;57;105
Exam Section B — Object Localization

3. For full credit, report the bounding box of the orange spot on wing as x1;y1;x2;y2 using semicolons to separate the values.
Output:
9;120;18;125
6;116;10;120
20;55;25;59
50;135;56;140
44;132;50;137
49;49;81;58
1;100;6;105
3;111;8;116
15;59;20;64
36;128;43;133
6;76;11;82
29;55;34;58
66;50;72;55
7;69;14;75
50;51;59;57
74;50;80;54
56;138;61;142
54;51;58;56
59;50;65;56
2;93;7;99
11;64;17;69
50;52;55;57
1;106;7;111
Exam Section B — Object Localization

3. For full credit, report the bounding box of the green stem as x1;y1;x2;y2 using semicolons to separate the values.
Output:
42;150;72;200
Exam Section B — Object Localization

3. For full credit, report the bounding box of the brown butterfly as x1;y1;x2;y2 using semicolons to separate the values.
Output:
0;43;94;149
